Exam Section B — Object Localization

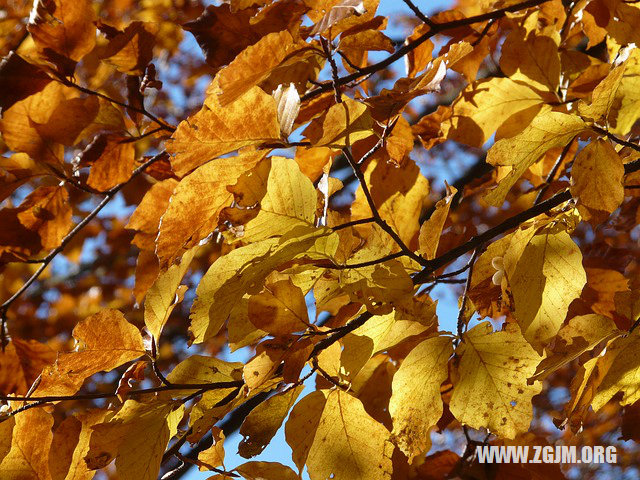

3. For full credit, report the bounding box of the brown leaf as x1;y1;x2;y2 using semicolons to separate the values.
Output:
77;134;136;191
101;21;157;75
28;0;96;65
0;52;52;112
17;185;72;250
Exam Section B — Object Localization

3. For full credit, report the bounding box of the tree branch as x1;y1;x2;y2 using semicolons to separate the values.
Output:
301;0;552;101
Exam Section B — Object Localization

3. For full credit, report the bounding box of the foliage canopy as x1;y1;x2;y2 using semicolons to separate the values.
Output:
1;0;640;478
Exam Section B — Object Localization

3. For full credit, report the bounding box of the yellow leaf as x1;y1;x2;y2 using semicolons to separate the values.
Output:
144;247;197;340
156;151;265;267
0;416;14;464
570;139;624;219
389;335;452;460
167;86;280;176
126;178;178;252
449;321;543;439
592;329;640;410
238;385;304;458
341;299;437;378
578;45;640;135
418;185;457;259
484;109;586;206
166;355;243;389
85;400;184;480
351;158;429;248
505;229;587;352
446;77;545;148
0;408;53;480
240;157;317;242
198;428;225;471
500;28;561;91
531;314;619;382
303;97;373;147
34;310;145;397
285;389;393;480
248;279;309;335
49;409;108;480
190;226;338;343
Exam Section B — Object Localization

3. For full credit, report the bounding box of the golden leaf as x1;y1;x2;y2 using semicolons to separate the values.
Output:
85;400;184;480
167;86;280;176
28;0;96;62
450;322;543;439
144;247;197;341
570;139;624;220
155;151;265;267
285;389;393;480
418;184;457;260
389;335;452;460
505;229;587;353
17;185;71;250
303;97;373;147
500;28;561;92
238;385;304;458
446;77;545;148
485;109;586;206
34;310;145;397
189;226;338;343
248;279;310;335
0;408;53;479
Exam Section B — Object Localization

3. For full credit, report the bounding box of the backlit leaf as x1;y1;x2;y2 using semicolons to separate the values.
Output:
450;321;543;439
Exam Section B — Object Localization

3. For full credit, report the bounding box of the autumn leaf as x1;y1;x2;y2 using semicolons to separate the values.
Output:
450;322;543;439
189;226;338;343
570;138;624;220
389;335;452;460
285;389;394;480
144;247;197;340
445;77;545;148
418;184;457;259
500;28;561;92
0;408;53;479
303;96;373;147
155;151;265;267
85;400;184;480
485;109;587;206
34;310;145;397
505;228;587;353
167;86;281;176
238;385;304;458
28;0;96;66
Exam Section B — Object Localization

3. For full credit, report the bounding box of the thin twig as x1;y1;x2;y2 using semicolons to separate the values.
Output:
59;78;175;133
455;247;483;344
332;217;376;231
321;36;342;104
343;147;429;267
401;0;436;27
322;251;404;269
